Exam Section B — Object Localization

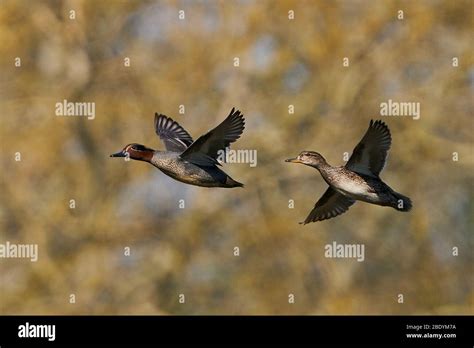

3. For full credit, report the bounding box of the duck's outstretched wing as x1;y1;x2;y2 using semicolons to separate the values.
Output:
345;120;392;177
302;188;355;224
154;114;194;152
180;108;245;166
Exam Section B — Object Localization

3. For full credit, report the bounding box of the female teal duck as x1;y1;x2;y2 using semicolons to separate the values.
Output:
286;120;412;224
111;108;245;188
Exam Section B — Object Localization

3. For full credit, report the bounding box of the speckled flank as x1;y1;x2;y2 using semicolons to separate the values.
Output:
151;151;242;188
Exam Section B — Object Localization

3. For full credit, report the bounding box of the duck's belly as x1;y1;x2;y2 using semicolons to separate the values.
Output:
332;180;381;203
153;159;227;187
159;167;222;187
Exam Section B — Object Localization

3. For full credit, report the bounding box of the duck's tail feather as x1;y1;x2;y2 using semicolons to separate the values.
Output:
226;176;244;188
392;191;412;212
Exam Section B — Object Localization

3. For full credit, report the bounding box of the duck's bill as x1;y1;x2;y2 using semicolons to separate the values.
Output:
285;157;301;163
110;151;126;157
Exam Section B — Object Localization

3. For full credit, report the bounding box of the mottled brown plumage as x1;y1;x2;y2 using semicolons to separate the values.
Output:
286;120;412;224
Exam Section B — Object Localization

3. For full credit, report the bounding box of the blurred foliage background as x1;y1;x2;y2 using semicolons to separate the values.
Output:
0;0;473;314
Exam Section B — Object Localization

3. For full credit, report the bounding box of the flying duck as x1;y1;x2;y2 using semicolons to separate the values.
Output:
111;108;245;188
286;120;412;224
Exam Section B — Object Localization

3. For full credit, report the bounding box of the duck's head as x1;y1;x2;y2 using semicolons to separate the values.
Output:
285;151;327;168
110;143;154;162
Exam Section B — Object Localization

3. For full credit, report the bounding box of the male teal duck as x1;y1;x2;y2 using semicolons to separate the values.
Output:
286;120;412;224
111;108;245;188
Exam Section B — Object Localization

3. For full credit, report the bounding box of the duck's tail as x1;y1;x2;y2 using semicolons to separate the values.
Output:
391;191;412;212
225;176;244;188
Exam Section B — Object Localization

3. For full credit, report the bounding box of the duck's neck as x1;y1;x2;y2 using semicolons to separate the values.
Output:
311;162;333;181
308;158;330;170
129;149;154;162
